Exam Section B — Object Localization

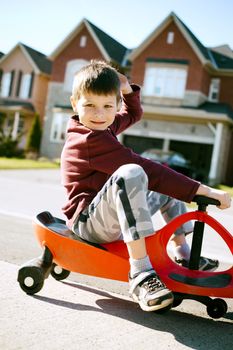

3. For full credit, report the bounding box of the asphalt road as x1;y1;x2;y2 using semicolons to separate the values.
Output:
0;169;233;350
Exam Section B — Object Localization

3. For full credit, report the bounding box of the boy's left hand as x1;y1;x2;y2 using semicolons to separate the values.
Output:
196;184;231;209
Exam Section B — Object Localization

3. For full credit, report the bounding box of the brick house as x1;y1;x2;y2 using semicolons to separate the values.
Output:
124;12;233;185
40;13;233;185
40;18;128;159
0;43;52;150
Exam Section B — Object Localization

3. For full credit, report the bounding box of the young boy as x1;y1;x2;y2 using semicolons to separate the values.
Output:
61;60;231;312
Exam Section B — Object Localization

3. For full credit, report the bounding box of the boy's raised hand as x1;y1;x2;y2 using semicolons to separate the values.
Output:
117;72;133;95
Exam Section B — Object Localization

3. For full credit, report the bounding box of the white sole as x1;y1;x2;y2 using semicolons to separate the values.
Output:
132;293;174;312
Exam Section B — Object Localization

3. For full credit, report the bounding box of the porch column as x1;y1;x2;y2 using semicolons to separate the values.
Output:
208;123;223;185
163;138;170;152
12;111;20;140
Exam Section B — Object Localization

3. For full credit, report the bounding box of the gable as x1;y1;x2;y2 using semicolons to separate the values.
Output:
50;17;130;83
21;44;52;75
0;45;34;72
0;43;52;76
86;20;127;64
129;14;207;66
138;21;202;64
128;12;233;75
51;25;107;82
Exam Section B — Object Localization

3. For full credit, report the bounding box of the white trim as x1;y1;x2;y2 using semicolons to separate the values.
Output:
142;104;233;124
50;112;71;143
123;128;214;145
209;123;223;182
85;20;110;61
12;112;20;140
63;58;89;93
173;16;208;65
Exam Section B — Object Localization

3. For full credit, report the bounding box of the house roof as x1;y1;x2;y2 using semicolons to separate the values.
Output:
197;101;233;120
128;12;233;72
0;98;35;111
20;43;52;75
86;19;128;65
49;18;128;66
0;43;52;76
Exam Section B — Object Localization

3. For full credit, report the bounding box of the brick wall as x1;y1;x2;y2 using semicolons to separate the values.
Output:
130;22;210;93
220;76;233;108
51;27;105;82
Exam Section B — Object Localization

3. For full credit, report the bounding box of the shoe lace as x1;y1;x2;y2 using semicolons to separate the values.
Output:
143;275;165;292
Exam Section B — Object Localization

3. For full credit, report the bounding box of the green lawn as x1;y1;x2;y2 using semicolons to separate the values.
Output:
216;184;233;197
0;157;60;169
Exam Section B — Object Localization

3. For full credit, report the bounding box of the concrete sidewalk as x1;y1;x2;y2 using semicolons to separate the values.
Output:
1;261;233;350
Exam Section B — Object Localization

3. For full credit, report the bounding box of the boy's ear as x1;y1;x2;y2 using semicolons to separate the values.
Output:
70;96;77;112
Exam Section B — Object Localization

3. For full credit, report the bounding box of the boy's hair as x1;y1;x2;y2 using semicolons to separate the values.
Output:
72;60;121;101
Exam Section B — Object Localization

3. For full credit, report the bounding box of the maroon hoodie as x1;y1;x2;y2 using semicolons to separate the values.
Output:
61;85;199;228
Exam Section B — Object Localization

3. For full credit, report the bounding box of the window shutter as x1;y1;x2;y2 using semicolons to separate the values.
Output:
0;69;3;85
16;70;22;97
28;71;34;98
8;70;15;96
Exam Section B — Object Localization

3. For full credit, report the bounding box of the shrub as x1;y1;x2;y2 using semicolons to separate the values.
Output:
25;113;42;153
0;127;24;158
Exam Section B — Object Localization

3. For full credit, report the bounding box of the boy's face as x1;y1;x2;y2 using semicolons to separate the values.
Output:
71;92;118;131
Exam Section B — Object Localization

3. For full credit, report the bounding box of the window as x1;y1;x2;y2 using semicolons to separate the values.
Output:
0;72;11;97
4;114;24;138
19;73;31;98
208;78;220;102
143;67;187;98
167;32;174;44
80;35;87;47
50;113;70;142
63;59;89;92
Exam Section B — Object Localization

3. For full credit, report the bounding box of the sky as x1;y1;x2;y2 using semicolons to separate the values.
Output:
1;0;233;56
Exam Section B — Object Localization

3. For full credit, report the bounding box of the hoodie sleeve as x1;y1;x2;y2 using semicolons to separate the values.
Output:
88;130;200;203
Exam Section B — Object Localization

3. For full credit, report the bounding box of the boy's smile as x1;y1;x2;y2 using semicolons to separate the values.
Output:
71;92;118;130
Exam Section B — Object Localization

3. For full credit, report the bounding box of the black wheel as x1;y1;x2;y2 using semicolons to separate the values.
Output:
154;304;172;314
172;297;182;308
206;298;228;319
18;266;44;295
50;263;70;281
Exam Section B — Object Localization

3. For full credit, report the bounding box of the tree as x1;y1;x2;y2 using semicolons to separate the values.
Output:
26;113;42;154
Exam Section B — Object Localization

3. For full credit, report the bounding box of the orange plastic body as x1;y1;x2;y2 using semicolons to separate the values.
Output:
34;210;233;298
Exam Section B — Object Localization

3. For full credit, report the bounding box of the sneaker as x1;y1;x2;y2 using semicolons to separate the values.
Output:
129;270;174;312
175;256;219;271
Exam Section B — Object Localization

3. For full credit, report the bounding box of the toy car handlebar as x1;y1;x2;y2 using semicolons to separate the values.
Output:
192;195;220;207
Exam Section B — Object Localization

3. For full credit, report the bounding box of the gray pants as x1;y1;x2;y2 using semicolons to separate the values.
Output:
73;164;193;244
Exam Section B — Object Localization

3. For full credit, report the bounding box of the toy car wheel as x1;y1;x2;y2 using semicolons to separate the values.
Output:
18;266;44;295
206;298;228;319
154;304;172;314
50;263;70;280
172;297;182;308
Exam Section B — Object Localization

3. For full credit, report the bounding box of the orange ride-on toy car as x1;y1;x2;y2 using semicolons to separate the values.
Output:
17;195;233;319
